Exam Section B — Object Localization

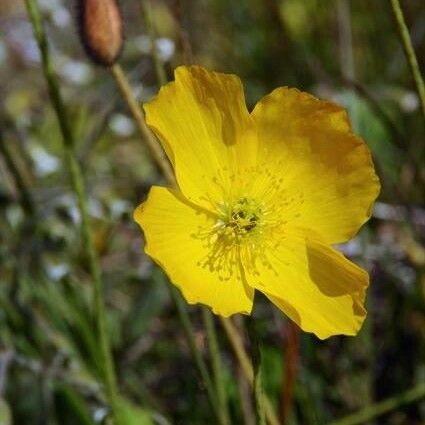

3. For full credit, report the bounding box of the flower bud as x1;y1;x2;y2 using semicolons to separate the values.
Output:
77;0;124;66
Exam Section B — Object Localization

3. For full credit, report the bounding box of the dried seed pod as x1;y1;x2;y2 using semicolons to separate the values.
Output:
76;0;123;66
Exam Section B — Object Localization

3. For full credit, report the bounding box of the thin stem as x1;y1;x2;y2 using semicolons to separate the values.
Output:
337;0;359;131
237;365;256;425
220;318;280;425
202;308;231;425
168;287;223;424
168;0;193;64
220;318;252;382
24;0;73;147
140;0;167;86
328;383;425;425
280;323;300;424
23;1;122;424
247;317;266;425
389;0;425;121
110;64;175;185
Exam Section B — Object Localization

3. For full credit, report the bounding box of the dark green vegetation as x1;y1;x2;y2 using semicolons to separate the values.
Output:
0;0;424;424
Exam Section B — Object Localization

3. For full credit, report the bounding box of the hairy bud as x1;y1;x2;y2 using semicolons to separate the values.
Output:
77;0;123;66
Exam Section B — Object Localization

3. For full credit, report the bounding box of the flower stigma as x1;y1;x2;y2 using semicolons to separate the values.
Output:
216;197;263;244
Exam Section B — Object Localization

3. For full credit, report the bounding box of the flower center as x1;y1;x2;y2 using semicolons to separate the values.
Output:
216;197;263;244
192;195;287;281
191;162;308;281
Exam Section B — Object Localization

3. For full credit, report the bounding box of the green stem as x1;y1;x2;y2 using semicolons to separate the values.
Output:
247;317;266;425
202;309;231;425
140;0;167;86
328;383;425;425
390;0;425;121
168;287;224;424
220;318;279;425
23;1;122;424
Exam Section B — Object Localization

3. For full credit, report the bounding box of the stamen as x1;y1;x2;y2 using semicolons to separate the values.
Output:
192;163;304;280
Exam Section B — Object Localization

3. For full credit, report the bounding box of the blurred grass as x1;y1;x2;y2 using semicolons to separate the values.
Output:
0;0;424;424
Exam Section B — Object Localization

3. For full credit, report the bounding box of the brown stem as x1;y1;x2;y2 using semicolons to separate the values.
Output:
279;323;300;424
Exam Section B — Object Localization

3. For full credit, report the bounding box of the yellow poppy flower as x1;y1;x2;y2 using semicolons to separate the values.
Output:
134;66;380;339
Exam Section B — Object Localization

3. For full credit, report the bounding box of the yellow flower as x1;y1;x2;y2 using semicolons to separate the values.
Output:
134;66;380;339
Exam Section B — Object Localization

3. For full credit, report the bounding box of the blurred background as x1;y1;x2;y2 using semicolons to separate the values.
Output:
0;0;424;424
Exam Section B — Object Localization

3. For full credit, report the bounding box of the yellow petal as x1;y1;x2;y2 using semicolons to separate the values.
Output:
144;66;256;210
243;231;368;339
134;186;254;316
252;88;380;244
